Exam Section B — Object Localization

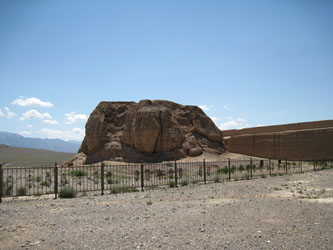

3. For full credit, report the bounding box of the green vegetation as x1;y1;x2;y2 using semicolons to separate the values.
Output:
168;181;176;188
69;169;87;177
40;180;49;187
2;182;13;196
217;167;228;175
59;187;77;198
110;185;138;194
146;200;153;205
107;177;120;185
181;179;188;186
213;175;220;183
16;187;27;196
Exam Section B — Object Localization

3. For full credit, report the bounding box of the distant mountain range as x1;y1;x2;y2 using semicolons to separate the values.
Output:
0;131;81;153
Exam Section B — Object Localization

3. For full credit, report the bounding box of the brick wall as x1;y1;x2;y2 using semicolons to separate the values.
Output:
223;121;333;160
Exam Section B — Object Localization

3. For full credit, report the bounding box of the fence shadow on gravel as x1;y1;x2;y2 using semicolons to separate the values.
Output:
1;158;332;202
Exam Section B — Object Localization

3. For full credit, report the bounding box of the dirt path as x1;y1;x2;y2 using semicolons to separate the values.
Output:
1;169;332;250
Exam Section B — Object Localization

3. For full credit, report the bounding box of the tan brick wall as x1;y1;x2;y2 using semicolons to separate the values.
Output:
223;120;333;137
225;127;333;160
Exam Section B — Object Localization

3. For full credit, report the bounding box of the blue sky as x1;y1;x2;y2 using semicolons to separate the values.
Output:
0;0;332;141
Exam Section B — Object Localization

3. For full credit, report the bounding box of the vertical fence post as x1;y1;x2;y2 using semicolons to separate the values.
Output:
101;162;105;195
203;159;207;184
54;163;58;199
269;159;271;176
140;162;144;192
313;159;316;172
285;159;288;174
0;164;3;203
300;161;303;173
228;158;231;180
250;158;253;179
174;160;178;187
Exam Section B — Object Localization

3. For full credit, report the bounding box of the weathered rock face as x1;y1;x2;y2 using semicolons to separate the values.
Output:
79;100;225;163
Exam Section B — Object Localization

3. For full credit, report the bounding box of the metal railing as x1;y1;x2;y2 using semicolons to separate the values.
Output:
1;159;332;202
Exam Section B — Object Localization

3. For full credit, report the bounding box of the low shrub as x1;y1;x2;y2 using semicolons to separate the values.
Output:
59;187;76;198
181;180;188;186
69;170;87;177
110;186;138;194
40;181;49;187
261;173;267;178
217;167;228;175
107;178;120;185
2;183;12;196
146;200;153;205
213;175;220;183
169;181;176;188
16;187;27;196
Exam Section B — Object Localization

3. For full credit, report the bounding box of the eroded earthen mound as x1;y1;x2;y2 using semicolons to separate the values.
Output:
78;100;225;163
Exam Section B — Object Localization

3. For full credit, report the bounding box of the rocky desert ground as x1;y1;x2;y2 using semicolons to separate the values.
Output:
1;168;332;250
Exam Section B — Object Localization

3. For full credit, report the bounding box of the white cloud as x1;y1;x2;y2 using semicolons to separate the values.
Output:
40;128;85;141
12;97;53;107
19;131;32;137
19;109;52;121
223;105;229;110
199;105;213;111
209;116;222;123
43;119;59;125
27;124;33;128
219;117;250;130
65;112;88;124
0;107;17;118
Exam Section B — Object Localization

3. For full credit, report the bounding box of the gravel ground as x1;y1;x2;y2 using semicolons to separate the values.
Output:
1;169;332;250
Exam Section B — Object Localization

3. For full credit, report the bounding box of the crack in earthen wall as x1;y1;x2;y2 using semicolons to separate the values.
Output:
153;111;163;153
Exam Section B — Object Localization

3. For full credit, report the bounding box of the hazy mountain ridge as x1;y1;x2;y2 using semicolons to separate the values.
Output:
0;131;81;153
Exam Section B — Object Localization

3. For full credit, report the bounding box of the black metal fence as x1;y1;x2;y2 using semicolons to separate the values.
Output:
1;159;332;202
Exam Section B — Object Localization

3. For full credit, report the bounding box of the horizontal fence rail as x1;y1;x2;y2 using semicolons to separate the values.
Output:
0;159;332;201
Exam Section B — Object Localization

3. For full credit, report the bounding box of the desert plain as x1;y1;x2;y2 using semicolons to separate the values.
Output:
1;166;332;250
